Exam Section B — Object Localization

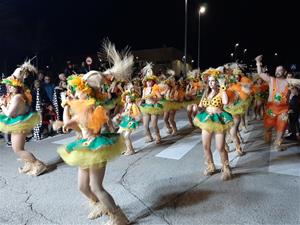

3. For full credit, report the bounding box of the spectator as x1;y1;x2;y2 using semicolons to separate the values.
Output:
54;73;67;120
37;72;45;84
42;103;58;137
0;82;7;97
56;73;67;91
286;72;294;79
286;86;300;140
64;61;76;76
80;61;89;73
32;80;49;109
43;76;55;103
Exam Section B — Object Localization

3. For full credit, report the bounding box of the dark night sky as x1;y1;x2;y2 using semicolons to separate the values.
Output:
0;0;299;74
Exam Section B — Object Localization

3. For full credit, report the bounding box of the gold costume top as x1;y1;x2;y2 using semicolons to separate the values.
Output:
201;93;223;109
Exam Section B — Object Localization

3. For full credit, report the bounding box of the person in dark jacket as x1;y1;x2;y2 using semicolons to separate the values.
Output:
43;76;55;103
286;86;300;140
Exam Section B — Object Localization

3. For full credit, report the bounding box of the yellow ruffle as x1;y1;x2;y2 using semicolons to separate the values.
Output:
0;113;41;134
140;106;164;115
57;135;124;169
194;118;233;132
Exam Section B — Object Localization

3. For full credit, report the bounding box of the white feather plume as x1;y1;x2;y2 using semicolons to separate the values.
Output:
166;69;175;76
141;62;154;77
12;60;37;81
102;40;134;81
83;70;104;90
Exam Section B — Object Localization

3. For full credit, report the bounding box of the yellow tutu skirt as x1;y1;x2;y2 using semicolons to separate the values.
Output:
58;133;124;169
0;112;41;134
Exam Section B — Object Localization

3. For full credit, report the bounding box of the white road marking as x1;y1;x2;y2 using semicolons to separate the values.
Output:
133;120;188;151
155;134;200;160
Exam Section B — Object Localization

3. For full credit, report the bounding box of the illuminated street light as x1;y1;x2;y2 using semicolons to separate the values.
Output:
233;43;239;62
197;5;206;71
199;6;206;14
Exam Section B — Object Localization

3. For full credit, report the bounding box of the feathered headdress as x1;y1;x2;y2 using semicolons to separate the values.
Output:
101;40;134;81
11;60;37;81
201;68;222;82
163;76;176;87
1;78;24;88
82;71;104;90
166;69;175;77
121;90;139;103
142;63;158;83
67;75;93;96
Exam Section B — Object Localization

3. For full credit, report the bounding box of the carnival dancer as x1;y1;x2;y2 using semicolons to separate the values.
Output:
194;68;233;180
255;55;297;151
57;41;131;224
160;70;181;135
185;70;203;128
0;61;47;176
252;76;269;120
140;63;164;144
117;90;142;155
223;65;251;155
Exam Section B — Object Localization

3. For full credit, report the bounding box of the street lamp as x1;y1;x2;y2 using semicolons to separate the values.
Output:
233;43;239;62
184;0;188;77
197;5;206;71
242;48;247;63
274;52;278;56
230;53;234;61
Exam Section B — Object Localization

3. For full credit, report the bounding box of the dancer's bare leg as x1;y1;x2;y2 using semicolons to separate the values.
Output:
123;130;135;155
11;133;47;175
229;115;245;156
143;114;153;142
169;110;177;135
215;132;232;180
187;105;194;128
201;130;215;175
89;167;117;212
151;114;161;144
78;168;98;202
164;111;172;134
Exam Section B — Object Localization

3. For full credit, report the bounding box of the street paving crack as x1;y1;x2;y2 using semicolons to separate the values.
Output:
119;147;171;225
24;190;61;225
0;175;8;189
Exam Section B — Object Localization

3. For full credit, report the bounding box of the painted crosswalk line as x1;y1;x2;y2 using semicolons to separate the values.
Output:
133;120;188;151
155;133;200;160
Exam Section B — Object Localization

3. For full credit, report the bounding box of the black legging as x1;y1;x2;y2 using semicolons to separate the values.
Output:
288;112;300;135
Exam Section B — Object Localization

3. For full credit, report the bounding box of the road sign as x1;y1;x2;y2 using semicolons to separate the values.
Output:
86;57;93;65
291;64;296;70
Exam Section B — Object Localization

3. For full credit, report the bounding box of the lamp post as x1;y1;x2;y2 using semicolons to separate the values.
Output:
242;48;247;63
230;53;234;61
233;43;239;62
274;52;278;65
197;6;206;72
184;0;188;77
